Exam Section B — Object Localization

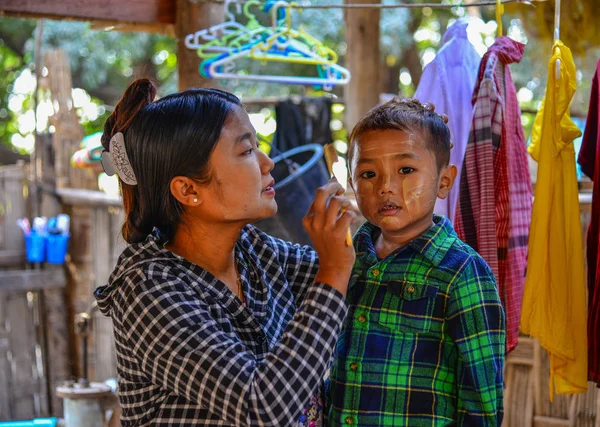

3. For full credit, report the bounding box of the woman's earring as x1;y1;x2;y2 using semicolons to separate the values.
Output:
193;198;198;203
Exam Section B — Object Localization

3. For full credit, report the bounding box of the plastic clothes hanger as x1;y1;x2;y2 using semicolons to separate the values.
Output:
184;0;246;51
200;0;351;86
197;0;272;60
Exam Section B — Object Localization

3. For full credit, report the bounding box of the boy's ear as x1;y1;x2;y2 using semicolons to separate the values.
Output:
437;164;457;200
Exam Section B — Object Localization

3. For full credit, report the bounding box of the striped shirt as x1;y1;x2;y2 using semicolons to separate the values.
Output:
95;225;347;426
327;216;505;426
455;36;532;353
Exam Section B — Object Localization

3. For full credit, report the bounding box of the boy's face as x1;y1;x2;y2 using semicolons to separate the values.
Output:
349;129;456;242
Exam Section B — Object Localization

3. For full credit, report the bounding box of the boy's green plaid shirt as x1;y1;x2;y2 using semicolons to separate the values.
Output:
327;215;505;426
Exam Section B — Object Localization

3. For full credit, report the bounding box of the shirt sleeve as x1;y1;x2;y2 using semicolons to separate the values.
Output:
446;256;506;426
271;237;321;306
578;66;599;180
120;273;347;426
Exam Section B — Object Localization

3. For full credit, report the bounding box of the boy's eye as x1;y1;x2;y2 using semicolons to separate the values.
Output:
242;147;254;156
399;167;414;174
359;171;376;179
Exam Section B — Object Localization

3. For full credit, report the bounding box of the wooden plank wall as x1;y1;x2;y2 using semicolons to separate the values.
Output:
0;290;48;420
0;164;28;267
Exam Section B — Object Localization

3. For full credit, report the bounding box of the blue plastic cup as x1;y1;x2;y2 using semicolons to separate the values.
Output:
46;234;70;264
25;233;46;263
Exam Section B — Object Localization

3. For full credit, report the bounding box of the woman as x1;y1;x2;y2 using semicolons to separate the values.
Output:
94;79;355;426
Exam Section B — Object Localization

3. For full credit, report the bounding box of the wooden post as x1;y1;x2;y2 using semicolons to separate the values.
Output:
32;132;71;418
176;0;224;90
344;0;381;130
44;49;95;191
40;48;97;416
30;130;71;418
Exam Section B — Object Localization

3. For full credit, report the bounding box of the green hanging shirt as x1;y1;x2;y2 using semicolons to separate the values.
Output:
327;215;505;426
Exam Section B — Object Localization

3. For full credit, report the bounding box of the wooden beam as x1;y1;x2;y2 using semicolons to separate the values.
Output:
0;0;176;25
0;268;66;292
56;188;122;208
88;20;175;36
0;147;29;166
0;11;174;34
344;0;381;130
532;415;571;426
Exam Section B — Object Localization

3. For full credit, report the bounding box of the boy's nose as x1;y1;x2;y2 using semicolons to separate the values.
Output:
377;174;398;195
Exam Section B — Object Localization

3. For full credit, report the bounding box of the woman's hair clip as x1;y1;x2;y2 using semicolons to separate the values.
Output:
100;132;138;185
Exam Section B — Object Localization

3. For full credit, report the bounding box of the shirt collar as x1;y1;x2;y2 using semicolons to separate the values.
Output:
441;18;469;45
355;215;457;267
481;35;525;71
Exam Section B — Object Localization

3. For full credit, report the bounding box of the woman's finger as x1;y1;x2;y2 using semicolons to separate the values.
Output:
311;179;345;214
324;196;351;229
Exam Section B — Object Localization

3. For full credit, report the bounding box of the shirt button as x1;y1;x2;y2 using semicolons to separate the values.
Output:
357;314;366;323
406;285;415;294
350;363;359;371
372;268;380;277
345;416;355;425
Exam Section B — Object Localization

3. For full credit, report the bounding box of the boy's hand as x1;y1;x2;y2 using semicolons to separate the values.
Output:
303;179;357;296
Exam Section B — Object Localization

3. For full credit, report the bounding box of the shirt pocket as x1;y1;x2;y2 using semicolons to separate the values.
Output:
376;280;440;334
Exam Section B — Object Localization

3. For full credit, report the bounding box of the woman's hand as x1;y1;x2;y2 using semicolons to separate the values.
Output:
303;179;357;296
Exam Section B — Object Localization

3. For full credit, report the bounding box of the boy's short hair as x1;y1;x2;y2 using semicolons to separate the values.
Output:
348;98;452;171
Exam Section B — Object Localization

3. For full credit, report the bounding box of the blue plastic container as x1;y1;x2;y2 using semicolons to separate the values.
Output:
0;418;58;426
254;144;330;245
46;234;70;265
25;233;46;263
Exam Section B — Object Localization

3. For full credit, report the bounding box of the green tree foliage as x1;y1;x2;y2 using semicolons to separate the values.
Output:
0;19;177;152
0;19;35;150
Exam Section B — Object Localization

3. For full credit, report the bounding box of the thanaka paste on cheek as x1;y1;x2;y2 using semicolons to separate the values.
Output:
402;163;439;221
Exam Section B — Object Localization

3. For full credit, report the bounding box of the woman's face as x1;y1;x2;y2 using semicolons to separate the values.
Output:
197;107;278;224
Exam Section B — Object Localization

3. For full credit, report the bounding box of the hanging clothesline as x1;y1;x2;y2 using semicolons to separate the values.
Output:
198;0;546;10
242;95;345;106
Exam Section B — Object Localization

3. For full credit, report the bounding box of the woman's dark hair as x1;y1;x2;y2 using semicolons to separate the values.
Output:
101;78;242;244
348;98;452;171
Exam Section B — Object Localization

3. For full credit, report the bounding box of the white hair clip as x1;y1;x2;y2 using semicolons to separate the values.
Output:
100;132;138;185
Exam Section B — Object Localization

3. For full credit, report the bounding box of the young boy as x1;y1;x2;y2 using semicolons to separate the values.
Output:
327;99;505;426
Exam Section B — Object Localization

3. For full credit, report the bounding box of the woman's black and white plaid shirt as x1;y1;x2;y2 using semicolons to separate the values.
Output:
95;225;348;426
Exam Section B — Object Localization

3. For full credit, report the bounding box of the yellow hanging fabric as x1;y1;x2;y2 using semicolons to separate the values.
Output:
496;0;504;36
521;40;588;400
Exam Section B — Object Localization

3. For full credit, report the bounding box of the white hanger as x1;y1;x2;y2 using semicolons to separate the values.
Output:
205;42;351;86
185;0;245;51
270;0;292;30
554;0;561;80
